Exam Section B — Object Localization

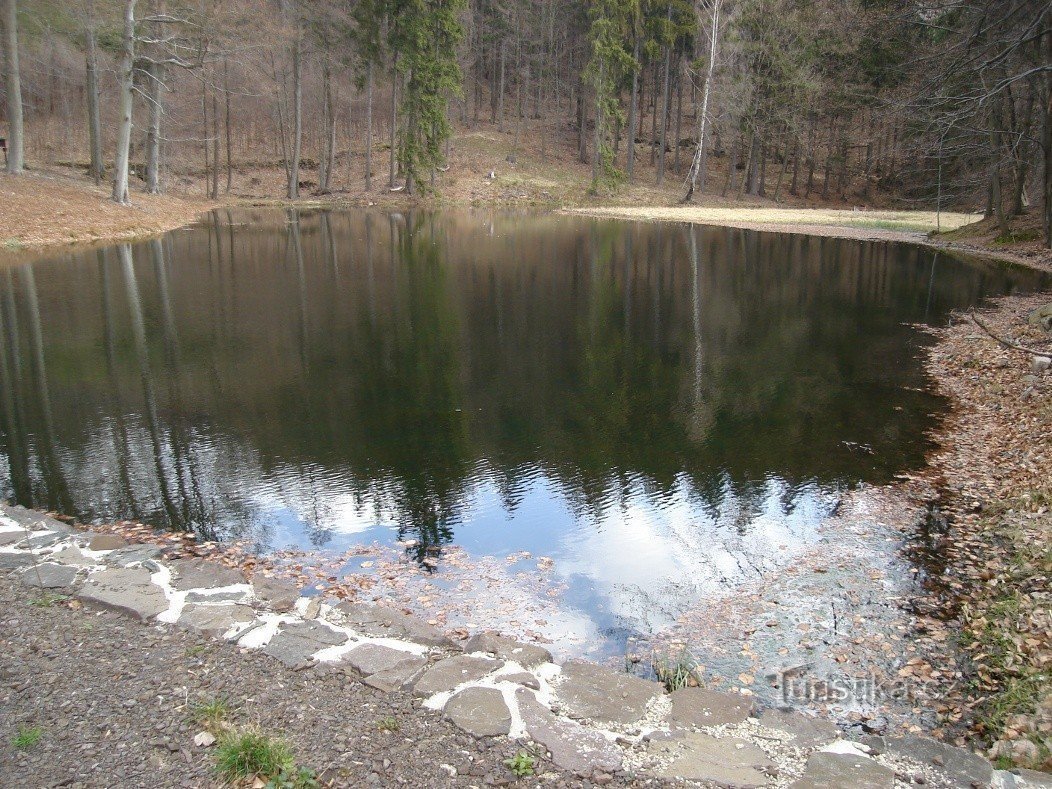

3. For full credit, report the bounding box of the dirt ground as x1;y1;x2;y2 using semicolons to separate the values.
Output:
0;169;215;252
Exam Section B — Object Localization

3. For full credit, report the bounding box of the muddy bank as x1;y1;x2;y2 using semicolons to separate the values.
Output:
564;206;1052;273
901;294;1052;771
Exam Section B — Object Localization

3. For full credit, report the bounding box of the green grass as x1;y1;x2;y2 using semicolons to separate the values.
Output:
193;696;231;732
376;716;400;732
3;238;24;251
214;730;293;782
653;649;703;692
504;750;536;778
29;592;65;608
12;725;42;750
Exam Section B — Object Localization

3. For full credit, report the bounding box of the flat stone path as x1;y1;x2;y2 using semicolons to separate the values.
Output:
0;504;1039;788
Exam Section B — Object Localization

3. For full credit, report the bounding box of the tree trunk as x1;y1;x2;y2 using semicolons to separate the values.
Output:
224;57;232;192
626;32;640;181
498;40;506;131
145;58;163;193
365;61;373;191
85;0;104;184
683;0;720;202
111;0;136;203
288;22;302;199
656;39;672;185
389;58;398;187
721;136;737;197
211;84;219;198
577;72;587;164
673;57;683;174
789;139;800;195
320;56;333;192
3;0;24;173
1044;25;1052;247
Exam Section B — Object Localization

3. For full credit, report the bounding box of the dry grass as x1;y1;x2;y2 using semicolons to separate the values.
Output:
0;169;214;253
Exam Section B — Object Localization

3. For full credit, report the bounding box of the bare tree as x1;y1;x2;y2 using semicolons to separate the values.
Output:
2;0;24;174
112;0;138;203
683;0;721;202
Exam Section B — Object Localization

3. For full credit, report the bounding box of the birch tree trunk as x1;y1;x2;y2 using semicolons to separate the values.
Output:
144;0;165;194
3;0;24;173
683;0;721;202
288;19;302;199
85;0;104;184
112;0;137;203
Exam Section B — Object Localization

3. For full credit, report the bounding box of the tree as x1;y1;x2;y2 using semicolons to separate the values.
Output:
682;0;722;201
112;0;137;203
585;0;636;192
2;0;24;174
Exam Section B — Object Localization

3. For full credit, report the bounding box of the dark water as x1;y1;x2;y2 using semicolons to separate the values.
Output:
0;210;1045;646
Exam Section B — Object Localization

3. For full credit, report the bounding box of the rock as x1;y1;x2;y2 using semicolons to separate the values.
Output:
184;589;247;603
443;687;512;737
1032;356;1051;374
251;575;300;613
648;731;774;786
669;687;754;728
463;631;553;668
884;736;992;788
790;752;893;788
16;532;66;549
0;505;74;534
262;620;348;667
413;655;504;697
1009;768;1052;788
87;534;127;551
169;558;244;591
77;567;169;620
177;604;256;637
498;671;540;690
104;544;162;567
193;731;216;747
0;552;37;570
759;708;839;747
342;643;422;676
334;601;454;648
363;657;428;692
1027;304;1052;332
555;661;663;725
0;530;24;545
516;688;622;776
50;546;96;566
20;562;81;590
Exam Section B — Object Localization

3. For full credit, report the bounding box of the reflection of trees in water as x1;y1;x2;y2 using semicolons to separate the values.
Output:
0;211;1046;557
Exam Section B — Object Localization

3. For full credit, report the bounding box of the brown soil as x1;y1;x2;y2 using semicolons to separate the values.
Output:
0;168;215;253
906;294;1052;769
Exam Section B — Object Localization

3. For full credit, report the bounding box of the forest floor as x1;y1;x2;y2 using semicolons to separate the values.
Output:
901;294;1052;772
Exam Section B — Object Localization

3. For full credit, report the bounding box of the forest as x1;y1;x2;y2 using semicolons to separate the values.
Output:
0;0;1049;246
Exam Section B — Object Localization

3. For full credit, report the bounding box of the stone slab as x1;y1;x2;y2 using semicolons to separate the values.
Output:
443;687;512;737
556;660;663;725
20;562;81;590
263;620;349;667
184;589;247;603
104;544;162;567
669;687;754;728
77;566;169;620
759;708;839;747
648;731;774;786
87;534;127;551
334;601;453;648
16;532;66;549
499;671;540;690
50;546;97;566
0;530;24;546
516;688;623;776
790;752;893;789
413;655;504;697
884;735;992;788
342;643;422;676
250;575;300;613
177;603;256;637
0;552;37;571
463;631;553;668
0;505;74;534
169;558;244;591
362;657;428;692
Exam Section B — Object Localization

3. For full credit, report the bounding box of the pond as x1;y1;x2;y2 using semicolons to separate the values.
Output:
0;209;1046;657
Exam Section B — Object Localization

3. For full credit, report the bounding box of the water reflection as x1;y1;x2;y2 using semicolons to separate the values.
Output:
0;210;1045;644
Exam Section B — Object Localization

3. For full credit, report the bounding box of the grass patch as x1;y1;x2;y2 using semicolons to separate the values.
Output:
504;750;536;778
3;237;24;250
29;592;65;608
12;725;42;750
193;696;231;733
376;716;400;732
214;730;293;782
994;228;1042;244
652;648;703;692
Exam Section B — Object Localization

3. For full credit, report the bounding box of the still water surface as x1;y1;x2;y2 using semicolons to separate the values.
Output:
0;210;1045;649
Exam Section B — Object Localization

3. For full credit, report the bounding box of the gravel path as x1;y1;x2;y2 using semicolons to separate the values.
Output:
0;577;661;788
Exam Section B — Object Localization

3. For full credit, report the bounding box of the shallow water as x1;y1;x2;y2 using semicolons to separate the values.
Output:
0;209;1045;654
